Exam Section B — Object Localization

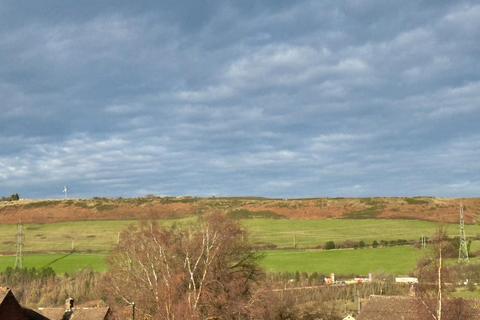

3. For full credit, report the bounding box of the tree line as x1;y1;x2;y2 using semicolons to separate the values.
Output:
0;193;20;201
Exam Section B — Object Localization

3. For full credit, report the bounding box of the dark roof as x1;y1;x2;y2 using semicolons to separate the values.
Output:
37;307;110;320
358;295;480;320
0;287;49;320
22;307;51;320
0;287;9;304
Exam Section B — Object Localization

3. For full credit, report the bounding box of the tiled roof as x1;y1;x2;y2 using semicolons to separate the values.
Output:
36;308;64;320
358;296;433;320
358;295;480;320
37;307;110;320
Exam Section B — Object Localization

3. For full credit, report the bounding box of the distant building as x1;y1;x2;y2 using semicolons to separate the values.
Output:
324;273;335;285
354;273;372;284
394;276;418;284
0;287;49;320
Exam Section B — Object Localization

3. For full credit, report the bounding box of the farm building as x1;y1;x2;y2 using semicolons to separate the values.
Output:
0;287;49;320
37;298;112;320
357;295;480;320
394;276;418;284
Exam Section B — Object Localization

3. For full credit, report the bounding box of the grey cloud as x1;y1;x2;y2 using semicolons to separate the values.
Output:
0;1;479;198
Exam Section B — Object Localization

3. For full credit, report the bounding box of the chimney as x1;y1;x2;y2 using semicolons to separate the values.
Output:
409;284;416;297
65;298;74;312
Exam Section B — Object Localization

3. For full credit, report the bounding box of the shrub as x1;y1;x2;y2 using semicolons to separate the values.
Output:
227;209;285;220
404;197;431;205
324;241;336;250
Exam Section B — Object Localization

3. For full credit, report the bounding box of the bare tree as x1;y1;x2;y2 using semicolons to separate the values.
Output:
415;227;476;320
104;214;261;319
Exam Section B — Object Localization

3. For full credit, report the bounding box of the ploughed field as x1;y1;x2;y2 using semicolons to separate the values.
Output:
1;216;480;275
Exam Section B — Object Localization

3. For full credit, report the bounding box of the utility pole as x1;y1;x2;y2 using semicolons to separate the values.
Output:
356;287;361;315
458;204;469;263
437;241;442;320
14;223;24;269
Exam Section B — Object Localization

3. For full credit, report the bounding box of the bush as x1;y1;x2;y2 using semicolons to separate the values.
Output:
404;197;430;205
324;241;336;250
227;209;284;219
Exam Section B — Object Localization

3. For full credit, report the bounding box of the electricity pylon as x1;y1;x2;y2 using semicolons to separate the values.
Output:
14;223;24;269
458;204;469;263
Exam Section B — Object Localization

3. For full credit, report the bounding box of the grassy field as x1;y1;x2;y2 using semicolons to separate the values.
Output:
451;287;480;299
0;253;107;274
0;217;478;275
244;219;480;248
0;247;423;276
0;218;193;253
260;246;425;275
1;218;478;253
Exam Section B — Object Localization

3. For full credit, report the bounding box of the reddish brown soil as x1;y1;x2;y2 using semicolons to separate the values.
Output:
0;197;478;225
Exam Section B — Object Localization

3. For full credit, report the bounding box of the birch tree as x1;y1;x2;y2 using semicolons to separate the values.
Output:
105;214;261;319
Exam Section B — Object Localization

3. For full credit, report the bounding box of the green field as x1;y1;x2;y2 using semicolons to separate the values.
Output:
0;246;424;276
0;253;107;274
244;219;480;248
260;246;424;275
0;217;478;275
0;247;423;276
1;218;477;253
0;218;193;253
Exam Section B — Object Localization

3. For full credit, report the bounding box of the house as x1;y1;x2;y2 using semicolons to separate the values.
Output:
37;298;111;320
343;315;356;320
357;295;480;320
395;276;418;284
354;273;372;284
0;287;49;320
324;273;335;285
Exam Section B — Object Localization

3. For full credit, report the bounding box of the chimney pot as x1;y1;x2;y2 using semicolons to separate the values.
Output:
65;298;74;311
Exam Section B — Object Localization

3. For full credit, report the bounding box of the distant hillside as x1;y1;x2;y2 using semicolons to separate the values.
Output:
0;196;479;224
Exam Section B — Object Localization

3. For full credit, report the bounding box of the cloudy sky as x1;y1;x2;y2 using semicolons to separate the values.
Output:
0;1;479;199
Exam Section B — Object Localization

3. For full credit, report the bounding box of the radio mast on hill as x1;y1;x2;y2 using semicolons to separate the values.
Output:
458;203;469;263
14;223;24;269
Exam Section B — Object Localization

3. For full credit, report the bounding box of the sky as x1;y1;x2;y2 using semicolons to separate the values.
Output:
0;1;479;199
